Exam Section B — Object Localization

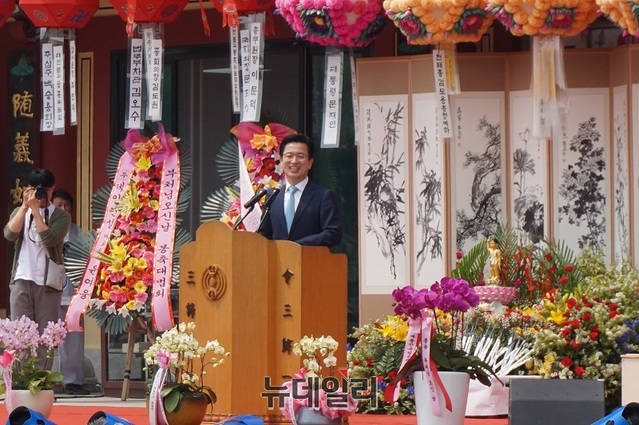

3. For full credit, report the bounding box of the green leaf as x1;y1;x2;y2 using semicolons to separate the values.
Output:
163;389;181;413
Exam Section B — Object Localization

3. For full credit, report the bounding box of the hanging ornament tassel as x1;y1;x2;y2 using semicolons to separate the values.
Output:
223;0;239;28
532;35;568;140
199;0;211;36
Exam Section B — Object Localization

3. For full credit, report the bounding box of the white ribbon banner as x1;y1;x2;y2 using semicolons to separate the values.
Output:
239;29;251;121
53;44;65;134
230;25;242;113
40;42;54;132
148;366;169;425
145;35;163;121
350;53;360;146
69;37;77;126
420;316;442;416
127;37;144;129
321;49;343;148
433;50;452;138
241;18;264;122
238;142;262;231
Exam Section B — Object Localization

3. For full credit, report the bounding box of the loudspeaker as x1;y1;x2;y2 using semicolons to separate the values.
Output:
86;411;134;425
6;406;57;425
509;378;605;425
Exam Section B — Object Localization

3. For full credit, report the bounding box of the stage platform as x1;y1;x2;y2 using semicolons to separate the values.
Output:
0;396;509;424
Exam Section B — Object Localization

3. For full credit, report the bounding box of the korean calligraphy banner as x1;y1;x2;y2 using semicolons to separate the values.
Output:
8;51;39;206
125;23;165;129
321;48;343;148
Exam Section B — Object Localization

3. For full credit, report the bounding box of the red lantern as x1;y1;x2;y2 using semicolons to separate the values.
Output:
18;0;98;28
108;0;189;24
0;0;15;28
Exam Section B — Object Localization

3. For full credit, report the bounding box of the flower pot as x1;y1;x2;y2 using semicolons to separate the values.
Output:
295;407;343;425
164;393;208;425
413;371;470;425
5;389;55;418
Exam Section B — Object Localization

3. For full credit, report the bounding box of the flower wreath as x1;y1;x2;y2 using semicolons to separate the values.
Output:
66;123;183;334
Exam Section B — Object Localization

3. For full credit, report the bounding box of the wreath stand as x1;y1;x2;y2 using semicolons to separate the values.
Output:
121;315;156;401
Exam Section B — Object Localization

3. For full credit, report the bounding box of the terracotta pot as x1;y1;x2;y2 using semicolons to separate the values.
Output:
5;389;55;417
164;393;209;425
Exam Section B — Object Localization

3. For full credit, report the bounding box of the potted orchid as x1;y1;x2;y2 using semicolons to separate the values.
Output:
282;335;357;425
387;276;497;425
0;316;67;417
144;322;229;425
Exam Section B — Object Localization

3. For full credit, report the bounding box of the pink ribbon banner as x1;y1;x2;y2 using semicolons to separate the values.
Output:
151;152;180;331
66;153;136;332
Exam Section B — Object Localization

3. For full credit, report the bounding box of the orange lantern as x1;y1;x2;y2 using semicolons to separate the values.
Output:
18;0;98;28
108;0;189;23
0;0;15;28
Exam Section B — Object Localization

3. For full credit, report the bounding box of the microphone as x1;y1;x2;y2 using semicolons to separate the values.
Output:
262;184;283;210
244;186;271;209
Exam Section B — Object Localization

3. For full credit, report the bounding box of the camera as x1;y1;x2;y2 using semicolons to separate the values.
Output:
34;185;47;200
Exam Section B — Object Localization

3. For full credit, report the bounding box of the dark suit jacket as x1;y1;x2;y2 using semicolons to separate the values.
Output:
258;180;342;247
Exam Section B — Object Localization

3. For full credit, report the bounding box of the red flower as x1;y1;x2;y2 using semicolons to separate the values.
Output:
566;298;577;308
582;313;592;321
456;251;463;260
570;341;580;349
366;358;374;367
565;265;574;272
545;253;552;261
589;331;599;340
388;370;397;379
561;357;573;367
571;319;580;328
558;276;569;284
574;366;585;376
610;310;621;319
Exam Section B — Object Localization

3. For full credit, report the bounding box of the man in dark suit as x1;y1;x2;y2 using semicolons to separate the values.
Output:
258;133;342;247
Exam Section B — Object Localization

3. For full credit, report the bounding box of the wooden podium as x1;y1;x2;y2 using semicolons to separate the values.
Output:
179;221;347;424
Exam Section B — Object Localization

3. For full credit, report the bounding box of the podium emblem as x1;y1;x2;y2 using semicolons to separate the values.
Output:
202;264;228;301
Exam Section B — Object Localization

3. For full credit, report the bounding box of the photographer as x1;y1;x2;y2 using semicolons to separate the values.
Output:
3;169;70;350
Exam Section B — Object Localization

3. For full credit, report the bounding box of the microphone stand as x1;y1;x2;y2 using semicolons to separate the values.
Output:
256;187;281;233
232;204;256;230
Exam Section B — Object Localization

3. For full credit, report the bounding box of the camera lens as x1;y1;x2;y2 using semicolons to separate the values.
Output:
35;186;47;200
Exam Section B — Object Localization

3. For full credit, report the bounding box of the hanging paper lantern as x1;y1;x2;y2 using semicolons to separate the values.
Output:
383;0;493;44
108;0;189;23
596;0;639;36
487;0;599;36
275;0;388;47
0;0;15;28
18;0;98;28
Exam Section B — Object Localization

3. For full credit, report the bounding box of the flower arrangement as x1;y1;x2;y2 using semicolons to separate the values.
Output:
383;0;494;44
282;335;357;422
0;317;67;395
144;322;229;414
487;0;599;36
348;316;416;414
220;122;294;230
596;0;639;37
388;278;495;384
275;0;388;47
453;227;582;306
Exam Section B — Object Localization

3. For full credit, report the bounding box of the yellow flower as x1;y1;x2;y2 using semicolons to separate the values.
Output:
134;281;147;293
136;155;152;171
544;353;555;363
549;309;566;325
117;183;142;218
